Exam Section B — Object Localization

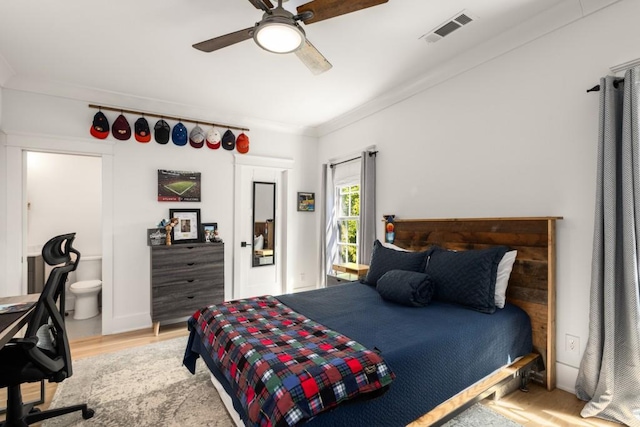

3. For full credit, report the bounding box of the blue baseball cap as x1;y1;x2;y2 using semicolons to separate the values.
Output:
172;122;188;146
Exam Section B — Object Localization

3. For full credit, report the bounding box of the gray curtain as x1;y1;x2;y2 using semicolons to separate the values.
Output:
358;151;376;264
320;164;337;287
575;68;640;427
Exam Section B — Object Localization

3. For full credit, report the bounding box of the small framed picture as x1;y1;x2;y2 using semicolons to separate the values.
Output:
297;192;315;212
201;222;218;243
169;208;201;244
147;228;167;246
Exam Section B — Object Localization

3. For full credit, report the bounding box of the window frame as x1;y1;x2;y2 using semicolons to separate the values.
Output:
335;183;360;264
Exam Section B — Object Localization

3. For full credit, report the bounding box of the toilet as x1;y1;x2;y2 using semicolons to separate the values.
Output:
69;256;102;320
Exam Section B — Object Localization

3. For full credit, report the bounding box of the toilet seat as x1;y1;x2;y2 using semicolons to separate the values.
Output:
70;279;102;290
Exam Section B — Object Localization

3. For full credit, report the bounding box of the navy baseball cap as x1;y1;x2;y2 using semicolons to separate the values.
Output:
172;122;188;146
222;129;235;150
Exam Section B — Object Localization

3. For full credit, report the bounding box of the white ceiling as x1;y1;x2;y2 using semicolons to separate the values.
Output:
0;0;598;134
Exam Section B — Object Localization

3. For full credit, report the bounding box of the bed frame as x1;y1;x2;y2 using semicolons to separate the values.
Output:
389;217;561;426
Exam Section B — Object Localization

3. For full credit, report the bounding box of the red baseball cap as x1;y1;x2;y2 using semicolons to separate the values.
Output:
236;132;250;154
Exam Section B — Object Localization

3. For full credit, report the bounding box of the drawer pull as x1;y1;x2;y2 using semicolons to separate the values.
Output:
186;296;195;299
187;279;195;283
187;263;195;266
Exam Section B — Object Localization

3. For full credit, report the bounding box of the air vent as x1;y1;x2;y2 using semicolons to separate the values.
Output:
420;11;476;44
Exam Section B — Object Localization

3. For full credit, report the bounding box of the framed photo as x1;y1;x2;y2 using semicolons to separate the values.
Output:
297;192;315;212
201;222;218;243
169;208;201;244
158;170;201;202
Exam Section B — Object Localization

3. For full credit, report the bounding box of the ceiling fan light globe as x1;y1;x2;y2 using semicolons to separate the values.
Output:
254;21;305;54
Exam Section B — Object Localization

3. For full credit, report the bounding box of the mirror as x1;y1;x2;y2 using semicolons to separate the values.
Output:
252;181;275;267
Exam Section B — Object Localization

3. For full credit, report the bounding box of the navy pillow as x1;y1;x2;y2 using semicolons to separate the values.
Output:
377;270;434;307
363;240;431;286
427;246;509;314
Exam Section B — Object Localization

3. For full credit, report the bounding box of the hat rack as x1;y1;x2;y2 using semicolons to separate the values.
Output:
88;104;249;132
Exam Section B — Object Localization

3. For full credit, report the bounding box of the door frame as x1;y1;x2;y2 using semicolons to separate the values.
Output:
4;132;114;334
233;154;293;299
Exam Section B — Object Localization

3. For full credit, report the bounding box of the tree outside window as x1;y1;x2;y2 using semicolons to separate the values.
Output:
336;184;360;263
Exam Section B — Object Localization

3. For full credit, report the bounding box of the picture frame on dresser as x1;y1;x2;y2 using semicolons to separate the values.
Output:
169;208;201;244
201;222;217;243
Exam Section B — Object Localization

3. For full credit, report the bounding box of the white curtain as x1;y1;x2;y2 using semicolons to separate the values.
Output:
575;68;640;427
320;164;337;287
358;151;376;264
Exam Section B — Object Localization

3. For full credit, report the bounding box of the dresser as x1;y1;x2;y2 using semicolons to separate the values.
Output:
150;243;224;335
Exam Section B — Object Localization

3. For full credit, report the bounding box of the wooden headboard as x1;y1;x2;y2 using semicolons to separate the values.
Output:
391;217;561;390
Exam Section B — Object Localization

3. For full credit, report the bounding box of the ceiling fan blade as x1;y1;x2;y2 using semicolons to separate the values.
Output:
295;39;332;75
247;0;274;12
192;27;255;52
297;0;388;24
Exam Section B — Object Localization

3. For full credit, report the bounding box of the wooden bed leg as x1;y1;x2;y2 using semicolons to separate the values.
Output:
153;322;160;336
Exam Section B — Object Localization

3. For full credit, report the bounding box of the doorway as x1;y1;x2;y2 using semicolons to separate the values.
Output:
233;156;292;299
26;151;103;339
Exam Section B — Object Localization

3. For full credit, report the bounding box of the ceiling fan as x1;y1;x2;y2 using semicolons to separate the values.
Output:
192;0;388;75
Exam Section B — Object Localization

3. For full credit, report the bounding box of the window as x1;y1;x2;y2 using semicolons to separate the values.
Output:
336;184;360;263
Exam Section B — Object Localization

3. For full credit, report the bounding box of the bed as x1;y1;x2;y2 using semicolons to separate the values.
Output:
183;217;560;426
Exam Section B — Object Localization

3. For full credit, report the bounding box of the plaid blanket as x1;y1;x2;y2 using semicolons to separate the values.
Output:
187;295;394;427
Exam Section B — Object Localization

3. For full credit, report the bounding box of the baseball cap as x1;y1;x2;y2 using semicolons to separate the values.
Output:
90;111;110;139
189;125;205;149
172;122;188;146
112;114;131;141
134;117;151;143
154;120;170;144
222;129;235;151
236;132;250;154
207;128;222;150
206;128;221;149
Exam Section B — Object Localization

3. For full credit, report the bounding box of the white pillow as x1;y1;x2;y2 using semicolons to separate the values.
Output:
253;234;264;250
381;242;410;252
494;250;517;308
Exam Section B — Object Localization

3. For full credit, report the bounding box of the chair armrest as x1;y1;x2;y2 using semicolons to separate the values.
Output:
6;336;65;375
7;336;38;350
27;346;65;375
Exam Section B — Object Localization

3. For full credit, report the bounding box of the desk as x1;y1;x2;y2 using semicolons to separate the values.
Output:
0;294;39;348
0;294;42;414
331;263;369;280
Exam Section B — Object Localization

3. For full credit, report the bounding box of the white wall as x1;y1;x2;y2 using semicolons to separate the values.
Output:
318;0;640;393
0;88;320;333
26;152;102;257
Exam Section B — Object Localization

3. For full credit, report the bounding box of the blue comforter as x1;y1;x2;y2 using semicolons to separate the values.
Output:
186;282;532;426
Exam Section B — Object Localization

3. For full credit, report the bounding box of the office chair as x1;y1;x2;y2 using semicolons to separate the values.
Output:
0;233;94;426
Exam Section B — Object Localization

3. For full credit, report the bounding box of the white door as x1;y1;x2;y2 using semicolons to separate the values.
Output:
233;157;291;299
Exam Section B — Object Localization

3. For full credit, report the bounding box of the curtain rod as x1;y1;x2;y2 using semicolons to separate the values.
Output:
88;104;249;132
586;77;625;93
329;151;378;169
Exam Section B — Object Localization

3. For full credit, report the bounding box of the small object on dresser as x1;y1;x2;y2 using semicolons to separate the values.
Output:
147;228;167;246
164;218;179;246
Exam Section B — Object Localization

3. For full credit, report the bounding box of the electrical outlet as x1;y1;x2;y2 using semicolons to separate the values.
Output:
566;334;580;353
300;273;305;282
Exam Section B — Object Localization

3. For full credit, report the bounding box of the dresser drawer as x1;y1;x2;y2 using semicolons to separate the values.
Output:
151;280;224;322
152;245;223;270
151;263;220;287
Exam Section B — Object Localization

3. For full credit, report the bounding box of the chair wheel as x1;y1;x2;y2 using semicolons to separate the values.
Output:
29;407;42;414
82;408;95;419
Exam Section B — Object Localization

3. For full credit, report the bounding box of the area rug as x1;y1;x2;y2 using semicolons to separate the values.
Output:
44;336;521;426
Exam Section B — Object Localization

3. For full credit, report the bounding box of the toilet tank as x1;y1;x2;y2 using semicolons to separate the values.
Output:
75;256;102;282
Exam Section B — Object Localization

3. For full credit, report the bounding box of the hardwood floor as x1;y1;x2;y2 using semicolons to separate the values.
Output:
2;325;623;426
